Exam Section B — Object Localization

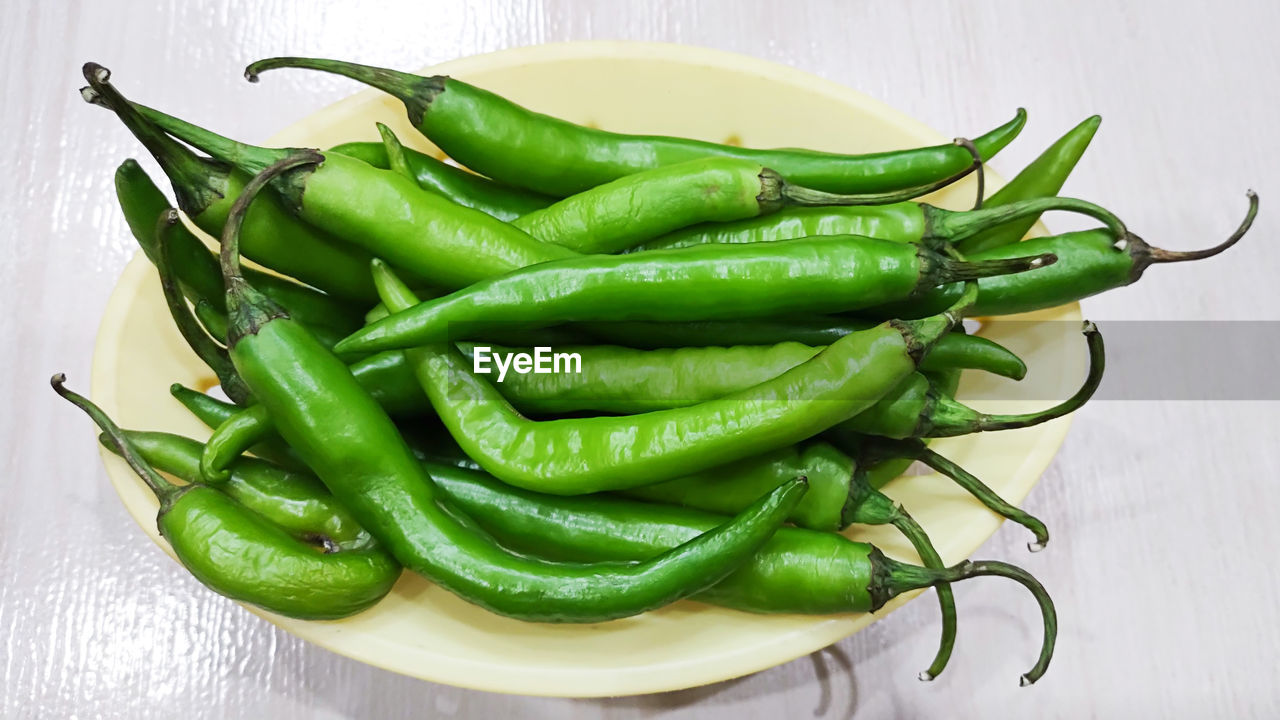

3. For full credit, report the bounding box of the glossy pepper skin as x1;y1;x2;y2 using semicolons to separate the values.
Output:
178;382;856;531
114;160;362;336
372;261;970;494
53;377;399;620
328;140;553;221
516;158;775;253
623;441;854;532
198;146;808;623
511;156;976;254
109;430;377;552
83;80;379;303
244;57;1026;198
340;236;1050;355
632;193;1125;254
425;461;1057;685
580;320;1027;380
188;330;1023;480
458;342;1017;417
169;385;302;471
159;489;398;619
125;102;580;290
956;115;1101;255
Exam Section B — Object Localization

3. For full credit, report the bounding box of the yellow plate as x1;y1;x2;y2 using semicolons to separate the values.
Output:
92;41;1082;697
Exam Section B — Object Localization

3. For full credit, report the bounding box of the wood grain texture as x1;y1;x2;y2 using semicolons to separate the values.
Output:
3;0;1278;717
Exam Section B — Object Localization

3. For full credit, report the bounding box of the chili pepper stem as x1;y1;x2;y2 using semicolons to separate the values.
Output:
934;251;1057;284
1126;190;1259;280
154;209;251;404
889;511;957;681
904;439;1049;550
891;282;978;361
52;374;182;504
79;64;224;216
843;471;959;681
83;64;298;201
875;551;1057;685
925;320;1104;436
218;152;324;346
245;57;446;127
925;195;1130;246
951;137;985;211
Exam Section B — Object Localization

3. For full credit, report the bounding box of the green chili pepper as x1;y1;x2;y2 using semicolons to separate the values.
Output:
329;140;553;221
104;88;581;291
54;375;400;620
107;430;376;552
193;319;1076;488
243;57;1026;198
869;197;1257;318
191;300;229;345
181;375;844;530
178;374;1045;549
580;319;1027;380
633;192;1123;255
200;404;279;482
88;418;1052;682
427;460;1056;684
191;344;438;482
848;323;1104;439
510;156;981;254
194;141;811;622
456;340;1029;416
83;76;380;303
187;330;1022;479
371;258;975;494
623;441;853;531
957;115;1101;255
340;236;1052;355
114;159;362;336
169;384;305;472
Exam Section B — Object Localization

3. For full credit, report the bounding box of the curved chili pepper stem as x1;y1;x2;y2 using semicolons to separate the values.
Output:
1126;190;1259;280
918;442;1048;550
925;320;1104;436
154;210;252;404
245;57;447;127
51;374;182;503
854;437;1048;549
951;137;985;211
889;511;957;681
878;553;1057;685
80;66;225;216
842;470;958;681
131;100;293;183
925;195;1129;246
773;142;981;207
218;152;324;346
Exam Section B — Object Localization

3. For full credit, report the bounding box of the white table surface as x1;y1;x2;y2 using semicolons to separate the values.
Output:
4;1;1279;717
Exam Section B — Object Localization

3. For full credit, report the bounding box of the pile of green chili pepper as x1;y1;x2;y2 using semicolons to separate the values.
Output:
56;56;1259;688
